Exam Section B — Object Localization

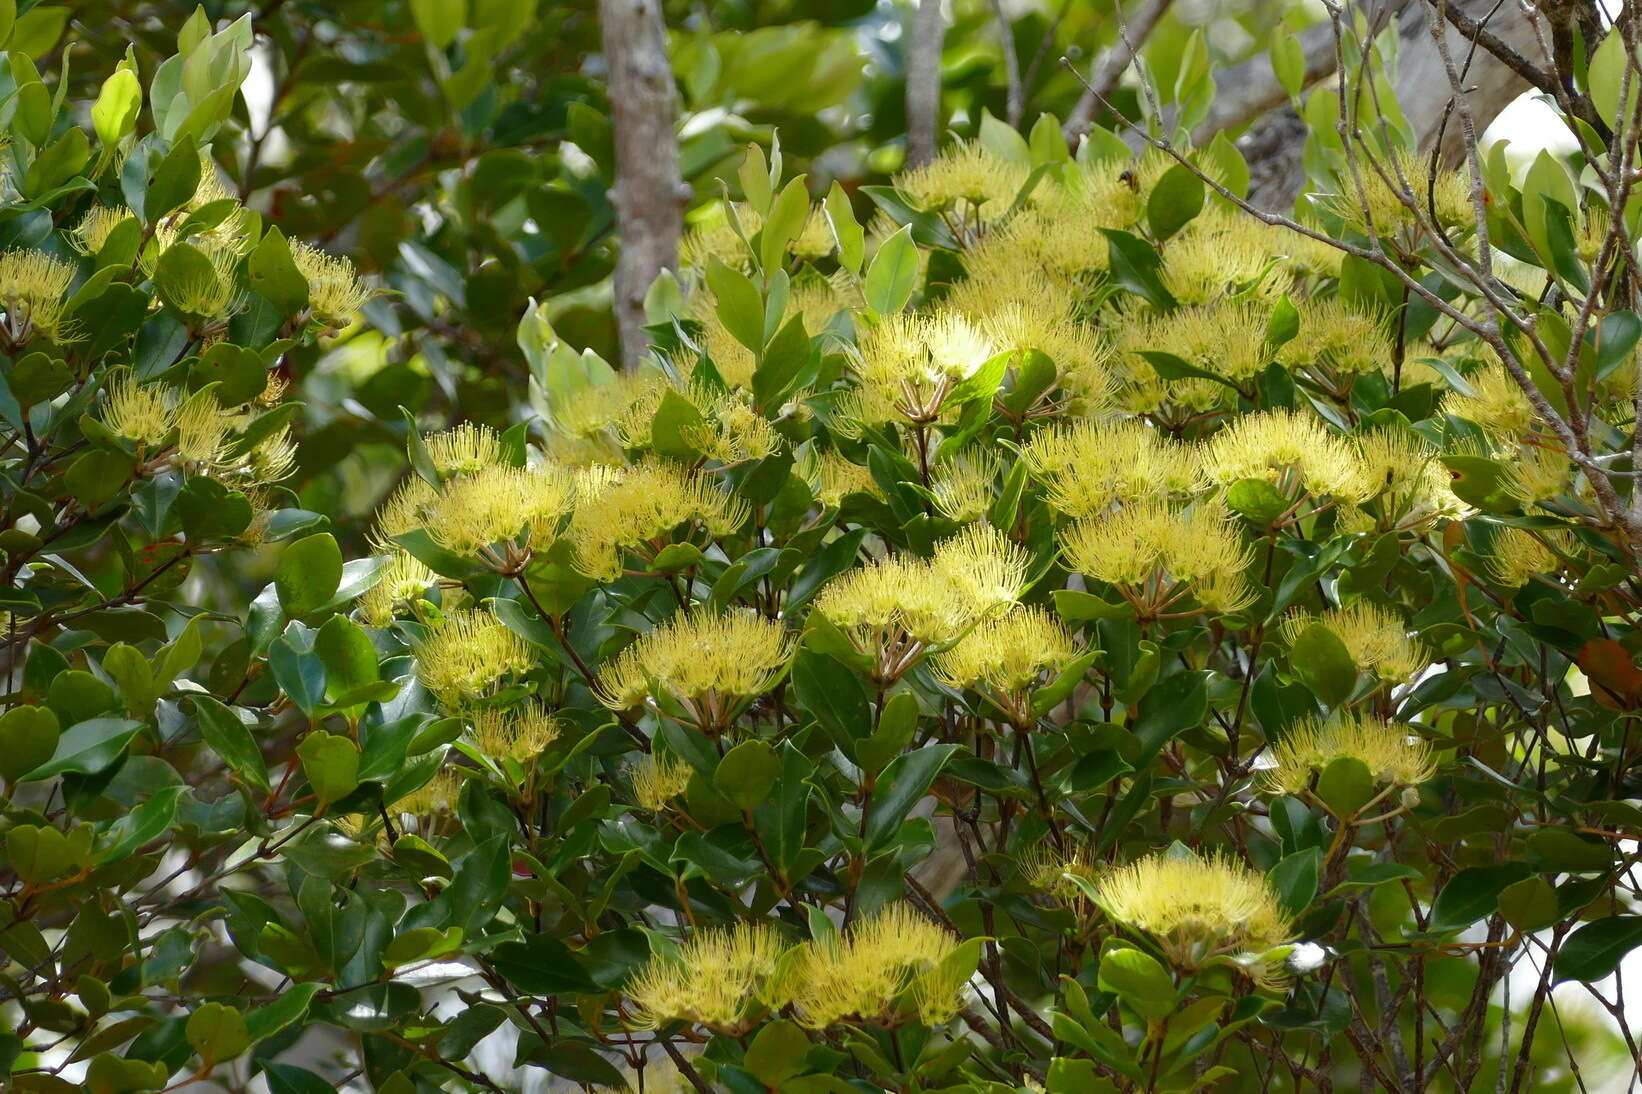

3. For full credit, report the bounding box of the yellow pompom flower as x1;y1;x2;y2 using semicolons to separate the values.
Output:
1021;420;1197;519
851;310;995;425
895;141;1029;218
1164;206;1290;305
1353;427;1465;532
370;477;440;552
1324;149;1472;245
1278;298;1392;382
1093;850;1291;968
414;609;535;702
290;240;373;330
630;752;693;812
931;450;996;522
801;448;879;507
935;605;1080;724
1281;601;1426;682
100;372;178;447
1061;501;1254;618
393;768;466;824
1500;443;1572;507
0;249;77;344
159;238;247;324
70;205;135;256
1118;304;1266;388
173;389;235;467
423;423;503;479
597;609;793;734
814;528;1027;682
358;552;435;626
777;904;962;1029
1486;527;1570;588
1259;713;1436;796
470;703;560;763
1199;409;1370;504
1440;362;1534;435
568;461;749;580
624;922;785;1033
425;463;577;567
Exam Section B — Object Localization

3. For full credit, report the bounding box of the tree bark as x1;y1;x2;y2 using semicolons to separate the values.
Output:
906;0;947;168
599;0;686;369
1213;0;1538;210
1062;0;1176;145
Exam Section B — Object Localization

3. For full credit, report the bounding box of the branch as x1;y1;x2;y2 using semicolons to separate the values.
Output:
1062;0;1175;145
906;0;947;168
598;0;688;369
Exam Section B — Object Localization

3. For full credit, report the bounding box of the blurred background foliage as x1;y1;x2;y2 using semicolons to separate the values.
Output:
63;0;1310;553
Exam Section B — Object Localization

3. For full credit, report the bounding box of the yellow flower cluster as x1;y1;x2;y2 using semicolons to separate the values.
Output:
1281;601;1426;681
0;249;77;344
425;463;577;560
1199;409;1370;503
1259;713;1436;796
470;703;560;763
414;608;535;702
934;605;1080;715
1021;419;1198;519
597;610;794;733
358;552;435;626
630;752;693;811
1440;362;1535;435
779;904;965;1029
424;422;503;478
625;922;785;1033
895;141;1029;217
1486;527;1571;588
849;311;995;425
814;525;1029;679
568;461;750;580
1061;500;1254;616
1093;849;1290;966
290;239;373;330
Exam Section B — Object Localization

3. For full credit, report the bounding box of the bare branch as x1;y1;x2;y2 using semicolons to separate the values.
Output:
988;0;1024;128
1061;0;1175;145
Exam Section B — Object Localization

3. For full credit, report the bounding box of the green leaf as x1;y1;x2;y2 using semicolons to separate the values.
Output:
95;785;185;865
296;731;361;808
1497;877;1559;932
706;257;764;351
1289;623;1357;707
649;387;706;459
22;717;142;781
1430;863;1531;932
714;739;781;811
194;693;270;788
244;983;322;1043
1097;947;1175;1019
864;224;918;314
745;1019;811;1085
791;648;872;752
760;175;810;272
1269;848;1321;916
64;450;134;510
248;227;310;315
1315;756;1376;817
276;533;343;617
825;180;864;274
1271;28;1305;99
1100;228;1176;309
0;705;59;782
314;615;378;699
91;67;142;147
1226;478;1292;525
1147;162;1206;240
1554;916;1642;983
1525;828;1612;874
186;1001;250;1064
146;134;200;223
864;743;956;851
753;314;813;411
410;0;465;48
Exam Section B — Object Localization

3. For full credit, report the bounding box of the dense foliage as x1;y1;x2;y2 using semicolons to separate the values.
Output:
3;3;1642;1093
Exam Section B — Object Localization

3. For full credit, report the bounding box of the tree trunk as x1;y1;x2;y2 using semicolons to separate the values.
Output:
906;0;947;168
599;0;686;369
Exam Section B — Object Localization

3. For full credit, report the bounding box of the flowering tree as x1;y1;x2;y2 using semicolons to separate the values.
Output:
3;3;1642;1094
